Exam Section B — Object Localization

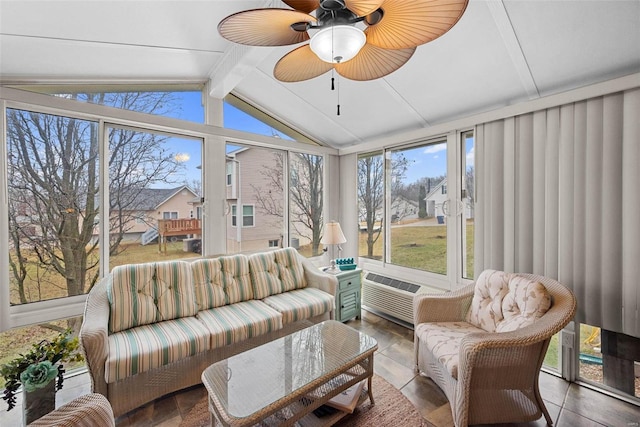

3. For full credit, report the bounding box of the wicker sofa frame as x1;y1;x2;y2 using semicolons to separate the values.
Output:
80;251;337;417
413;273;577;427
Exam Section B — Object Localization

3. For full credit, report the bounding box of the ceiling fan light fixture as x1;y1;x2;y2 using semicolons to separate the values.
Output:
309;25;366;63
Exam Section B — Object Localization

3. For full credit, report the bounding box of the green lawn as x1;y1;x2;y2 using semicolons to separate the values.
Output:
359;221;474;276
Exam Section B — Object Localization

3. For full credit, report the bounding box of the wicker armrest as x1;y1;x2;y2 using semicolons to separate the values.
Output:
413;283;475;324
79;280;111;397
299;255;338;296
28;393;115;427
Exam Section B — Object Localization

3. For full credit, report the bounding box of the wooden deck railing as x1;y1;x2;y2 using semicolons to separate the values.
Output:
157;218;201;253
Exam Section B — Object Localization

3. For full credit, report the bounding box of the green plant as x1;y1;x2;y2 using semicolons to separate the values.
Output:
1;329;83;411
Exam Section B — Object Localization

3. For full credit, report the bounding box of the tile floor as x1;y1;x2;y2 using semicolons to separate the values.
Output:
2;310;639;426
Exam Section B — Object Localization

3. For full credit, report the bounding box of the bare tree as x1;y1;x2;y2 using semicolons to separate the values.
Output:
357;154;384;258
357;153;409;258
465;165;475;218
251;151;324;256
6;92;183;319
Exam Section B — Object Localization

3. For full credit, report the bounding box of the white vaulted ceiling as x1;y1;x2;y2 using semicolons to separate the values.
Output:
1;0;639;149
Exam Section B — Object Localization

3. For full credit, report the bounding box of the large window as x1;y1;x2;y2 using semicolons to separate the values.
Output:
224;145;324;257
225;144;286;254
388;141;448;274
357;133;474;284
107;127;202;271
7;109;99;306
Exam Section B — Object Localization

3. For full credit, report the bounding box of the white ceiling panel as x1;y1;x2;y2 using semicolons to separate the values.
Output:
1;0;639;148
0;35;220;80
384;0;534;126
505;0;640;95
0;1;253;52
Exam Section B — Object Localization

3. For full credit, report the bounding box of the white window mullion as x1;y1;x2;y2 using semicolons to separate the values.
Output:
0;99;10;331
446;132;460;289
99;120;109;279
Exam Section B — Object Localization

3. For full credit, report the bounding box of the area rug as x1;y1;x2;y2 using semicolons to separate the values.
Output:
179;375;429;427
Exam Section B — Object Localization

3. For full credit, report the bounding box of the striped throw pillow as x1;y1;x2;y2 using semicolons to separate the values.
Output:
191;259;226;310
274;248;307;292
248;252;284;299
107;261;198;333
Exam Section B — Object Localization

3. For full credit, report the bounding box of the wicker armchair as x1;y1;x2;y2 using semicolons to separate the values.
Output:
413;271;576;427
28;393;115;427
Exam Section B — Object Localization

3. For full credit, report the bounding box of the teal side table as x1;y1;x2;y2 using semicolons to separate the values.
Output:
335;268;362;322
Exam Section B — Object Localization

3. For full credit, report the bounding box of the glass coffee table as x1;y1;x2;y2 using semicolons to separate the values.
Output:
201;320;378;427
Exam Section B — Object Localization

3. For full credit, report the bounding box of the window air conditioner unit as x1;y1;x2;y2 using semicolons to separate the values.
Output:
361;272;432;326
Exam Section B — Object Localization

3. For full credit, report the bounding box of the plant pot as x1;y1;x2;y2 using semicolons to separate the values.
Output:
23;380;56;425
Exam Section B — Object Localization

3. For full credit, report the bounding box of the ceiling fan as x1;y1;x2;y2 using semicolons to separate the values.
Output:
218;0;469;83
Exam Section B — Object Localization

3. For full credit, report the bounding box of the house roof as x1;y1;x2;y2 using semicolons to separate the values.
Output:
110;186;198;212
1;1;638;149
426;178;447;200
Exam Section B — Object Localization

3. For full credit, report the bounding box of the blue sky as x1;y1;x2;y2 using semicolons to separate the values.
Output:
170;91;289;138
400;135;474;185
165;92;474;187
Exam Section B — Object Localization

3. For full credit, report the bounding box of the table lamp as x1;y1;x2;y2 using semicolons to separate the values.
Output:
320;221;346;273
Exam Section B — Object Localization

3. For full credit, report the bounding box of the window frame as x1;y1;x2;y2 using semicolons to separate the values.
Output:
0;85;336;332
242;204;255;227
357;131;474;292
231;204;237;227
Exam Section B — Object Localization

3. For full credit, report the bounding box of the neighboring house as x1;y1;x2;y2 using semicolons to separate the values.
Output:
390;195;419;223
226;148;285;253
425;178;474;220
108;185;201;243
226;147;319;253
425;178;448;219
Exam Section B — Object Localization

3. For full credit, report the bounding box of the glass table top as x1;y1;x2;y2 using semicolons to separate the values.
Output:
202;320;377;420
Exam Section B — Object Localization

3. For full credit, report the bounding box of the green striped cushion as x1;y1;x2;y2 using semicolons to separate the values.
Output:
262;288;334;324
248;252;284;299
196;300;283;348
191;259;227;310
218;255;254;304
105;316;210;383
249;248;307;299
274;248;307;292
107;261;198;333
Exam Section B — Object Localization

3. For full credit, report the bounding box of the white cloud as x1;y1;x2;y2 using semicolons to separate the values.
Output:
174;153;190;163
423;144;446;155
466;146;475;167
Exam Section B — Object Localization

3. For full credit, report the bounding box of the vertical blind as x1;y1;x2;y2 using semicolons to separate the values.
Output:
475;88;640;338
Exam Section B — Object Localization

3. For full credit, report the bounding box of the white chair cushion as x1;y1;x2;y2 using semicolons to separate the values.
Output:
415;321;485;379
466;269;510;332
496;275;551;332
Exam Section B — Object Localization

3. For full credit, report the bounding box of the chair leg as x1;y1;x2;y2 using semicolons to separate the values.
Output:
534;382;553;426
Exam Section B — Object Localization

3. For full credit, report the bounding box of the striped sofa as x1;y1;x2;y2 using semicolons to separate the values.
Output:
80;248;337;417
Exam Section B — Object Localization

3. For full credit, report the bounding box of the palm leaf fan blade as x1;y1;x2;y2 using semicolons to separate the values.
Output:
218;9;316;46
344;0;385;17
274;45;334;82
364;0;468;49
283;0;320;13
335;43;415;81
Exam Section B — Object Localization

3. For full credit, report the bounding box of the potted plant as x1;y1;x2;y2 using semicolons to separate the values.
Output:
1;328;84;424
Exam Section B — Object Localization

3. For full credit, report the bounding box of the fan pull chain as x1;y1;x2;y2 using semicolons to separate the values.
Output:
330;69;340;116
336;73;341;116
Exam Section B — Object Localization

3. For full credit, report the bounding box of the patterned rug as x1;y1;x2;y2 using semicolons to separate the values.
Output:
179;375;435;427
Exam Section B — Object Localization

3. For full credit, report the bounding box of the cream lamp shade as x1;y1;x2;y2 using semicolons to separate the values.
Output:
320;221;347;245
